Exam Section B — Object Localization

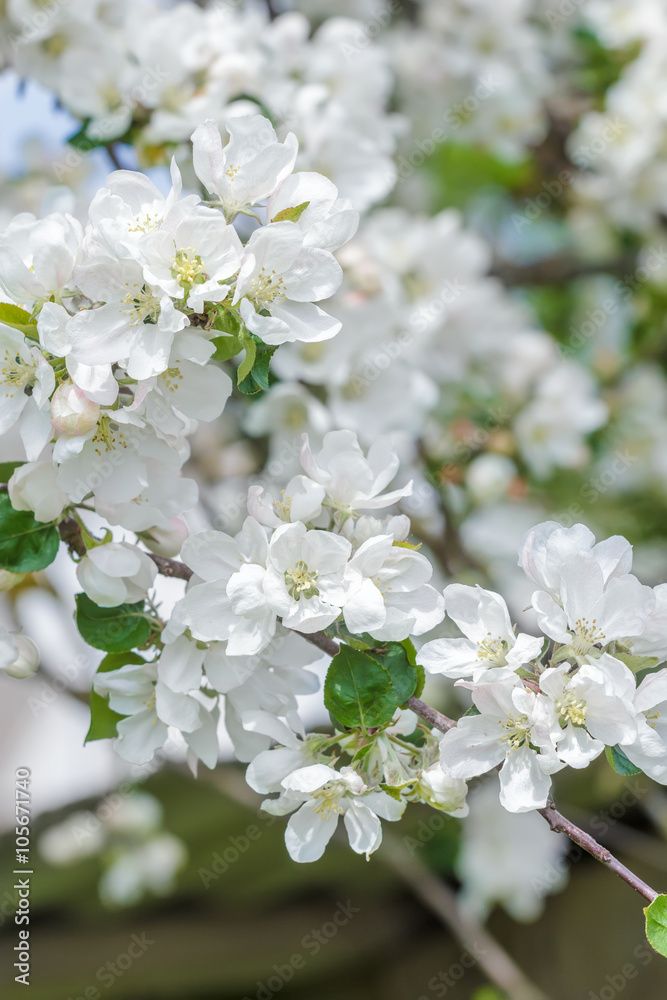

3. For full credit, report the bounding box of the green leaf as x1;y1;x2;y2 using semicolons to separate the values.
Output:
85;690;127;743
613;652;660;674
606;744;642;776
399;637;426;698
645;894;667;958
272;201;309;223
237;335;278;395
75;594;152;653
325;620;375;650
212;305;241;335
236;333;257;385
211;333;243;362
324;645;397;729
0;302;38;338
380;643;419;706
97;651;146;674
0;494;60;572
0;461;23;484
462;704;481;718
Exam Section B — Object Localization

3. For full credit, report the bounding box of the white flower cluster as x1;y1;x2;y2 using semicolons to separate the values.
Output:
254;206;607;482
80;442;667;863
3;1;398;209
570;0;667;229
0;115;354;531
389;0;553;161
420;520;667;812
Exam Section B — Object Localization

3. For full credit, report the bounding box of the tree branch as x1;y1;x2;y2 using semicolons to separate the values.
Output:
382;834;553;1000
407;695;457;730
538;803;658;904
149;553;193;580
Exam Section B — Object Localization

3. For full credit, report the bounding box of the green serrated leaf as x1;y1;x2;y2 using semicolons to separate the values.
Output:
379;782;404;801
212;305;241;335
645;894;667;958
413;662;426;699
75;594;152;653
461;704;481;718
605;744;642;776
397;638;425;697
272;201;309;223
379;643;418;705
211;333;243;362
0;461;23;484
324;645;397;730
236;333;257;385
325;621;375;650
350;743;374;763
0;303;38;339
613;652;660;674
237;336;278;395
97;651;146;674
0;494;60;572
85;689;127;743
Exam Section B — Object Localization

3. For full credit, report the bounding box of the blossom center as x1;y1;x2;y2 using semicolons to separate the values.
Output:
556;693;588;727
128;211;161;234
274;490;292;521
172;248;207;286
1;350;34;391
312;782;344;817
570;617;606;655
500;714;532;751
247;267;287;309
284;560;319;601
121;284;161;326
478;634;508;666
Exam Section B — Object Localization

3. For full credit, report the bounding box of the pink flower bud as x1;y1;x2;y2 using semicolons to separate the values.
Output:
50;382;101;436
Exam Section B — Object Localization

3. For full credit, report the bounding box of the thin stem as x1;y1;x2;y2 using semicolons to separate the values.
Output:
538;803;658;904
149;554;193;580
105;143;123;171
382;834;553;1000
298;629;339;658
407;695;457;730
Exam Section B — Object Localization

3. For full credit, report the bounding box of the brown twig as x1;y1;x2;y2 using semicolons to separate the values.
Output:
406;695;457;730
538;803;658;904
148;554;193;580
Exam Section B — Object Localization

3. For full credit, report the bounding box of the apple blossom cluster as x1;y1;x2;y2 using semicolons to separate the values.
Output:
2;0;398;209
32;432;661;865
0;114;356;531
232;205;608;510
388;0;553;162
421;520;667;812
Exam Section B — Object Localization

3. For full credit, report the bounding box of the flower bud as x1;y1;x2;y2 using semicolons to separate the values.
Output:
137;517;189;557
417;764;468;814
50;382;100;436
1;634;40;679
